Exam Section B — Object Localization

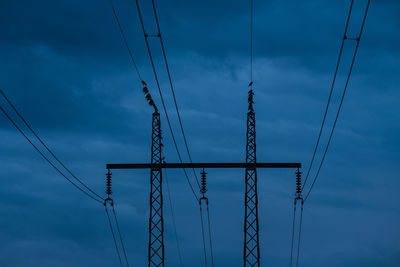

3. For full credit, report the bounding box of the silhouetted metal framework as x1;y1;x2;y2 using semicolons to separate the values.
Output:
107;159;301;266
148;111;164;267
244;89;259;267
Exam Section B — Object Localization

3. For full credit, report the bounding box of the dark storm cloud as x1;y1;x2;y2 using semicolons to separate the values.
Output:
0;0;399;266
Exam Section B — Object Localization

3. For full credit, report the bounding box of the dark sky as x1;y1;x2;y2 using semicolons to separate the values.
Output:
0;0;399;266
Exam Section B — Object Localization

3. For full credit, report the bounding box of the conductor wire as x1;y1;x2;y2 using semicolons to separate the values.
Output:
0;89;104;202
105;203;124;267
304;0;370;202
302;0;354;190
134;0;199;202
0;101;103;204
108;0;143;82
112;204;130;267
289;204;297;267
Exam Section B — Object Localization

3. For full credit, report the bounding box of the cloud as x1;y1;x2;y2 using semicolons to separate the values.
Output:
0;0;399;266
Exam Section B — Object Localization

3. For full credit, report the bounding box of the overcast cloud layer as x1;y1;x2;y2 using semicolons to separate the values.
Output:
0;0;399;266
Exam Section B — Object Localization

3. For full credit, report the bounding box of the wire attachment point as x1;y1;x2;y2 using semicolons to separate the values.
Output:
106;169;112;197
296;169;302;196
104;196;114;208
200;169;207;197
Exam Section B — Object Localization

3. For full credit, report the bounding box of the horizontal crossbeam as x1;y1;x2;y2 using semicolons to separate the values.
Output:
106;162;301;170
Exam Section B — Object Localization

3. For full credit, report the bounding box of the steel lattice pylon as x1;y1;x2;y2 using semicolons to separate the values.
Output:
244;89;260;266
105;86;301;267
148;111;164;267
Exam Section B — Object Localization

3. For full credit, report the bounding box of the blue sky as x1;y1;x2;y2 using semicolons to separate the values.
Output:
0;0;399;266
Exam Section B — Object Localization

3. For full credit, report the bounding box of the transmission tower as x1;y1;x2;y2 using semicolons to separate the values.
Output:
141;83;165;267
107;86;301;267
148;111;164;267
244;89;260;266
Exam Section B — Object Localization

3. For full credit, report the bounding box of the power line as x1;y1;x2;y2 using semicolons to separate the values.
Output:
206;202;215;267
290;169;303;267
199;169;214;267
105;173;130;266
0;95;103;204
164;167;184;267
289;204;296;267
134;0;200;202
304;0;370;202
105;204;124;267
297;2;370;265
295;203;304;267
302;0;354;190
0;89;104;202
112;204;131;267
108;0;143;82
199;204;209;267
107;0;199;200
149;0;201;189
249;0;253;88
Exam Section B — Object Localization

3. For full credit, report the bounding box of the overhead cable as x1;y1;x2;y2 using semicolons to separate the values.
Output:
149;0;201;189
108;0;143;82
0;89;104;202
302;0;355;189
105;202;124;267
134;0;200;201
105;171;131;267
199;169;215;267
304;0;370;202
0;94;103;204
164;166;184;267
